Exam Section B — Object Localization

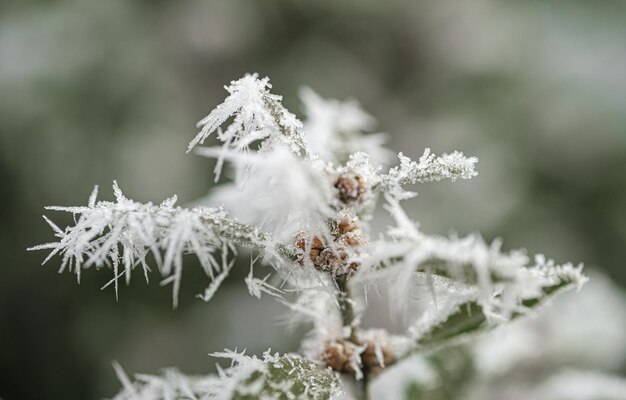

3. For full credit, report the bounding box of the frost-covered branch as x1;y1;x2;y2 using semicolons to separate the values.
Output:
29;182;288;307
188;74;309;180
346;149;477;200
111;350;341;400
390;148;478;183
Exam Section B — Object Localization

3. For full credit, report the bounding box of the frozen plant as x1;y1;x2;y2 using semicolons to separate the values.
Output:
31;74;588;400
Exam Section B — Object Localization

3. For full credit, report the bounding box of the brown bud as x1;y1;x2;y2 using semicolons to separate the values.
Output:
360;340;395;372
295;234;305;249
295;234;325;250
316;248;343;271
338;217;358;234
321;340;356;373
294;230;361;274
342;232;366;247
311;236;325;250
335;171;366;205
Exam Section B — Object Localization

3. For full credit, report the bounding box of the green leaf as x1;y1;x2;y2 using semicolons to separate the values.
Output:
403;348;475;400
109;352;341;400
230;353;341;400
415;268;585;352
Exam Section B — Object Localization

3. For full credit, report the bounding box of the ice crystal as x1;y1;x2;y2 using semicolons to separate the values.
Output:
245;262;285;300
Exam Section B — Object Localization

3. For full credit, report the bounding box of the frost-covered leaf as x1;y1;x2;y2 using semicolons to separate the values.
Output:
411;263;586;351
369;354;439;400
224;352;340;400
110;350;342;400
463;370;626;400
532;370;626;400
189;74;309;180
472;271;626;377
29;182;285;307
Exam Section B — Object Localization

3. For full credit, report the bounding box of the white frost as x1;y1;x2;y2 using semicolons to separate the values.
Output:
189;73;309;180
29;182;274;307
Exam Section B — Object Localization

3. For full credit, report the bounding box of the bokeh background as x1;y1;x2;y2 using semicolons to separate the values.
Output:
1;1;626;399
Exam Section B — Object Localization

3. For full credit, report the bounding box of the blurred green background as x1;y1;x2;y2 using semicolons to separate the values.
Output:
1;1;626;399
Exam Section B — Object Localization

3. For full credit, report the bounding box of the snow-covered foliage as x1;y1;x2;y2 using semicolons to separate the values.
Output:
29;182;279;308
112;351;341;400
189;74;309;180
30;74;600;399
370;271;626;400
355;196;586;352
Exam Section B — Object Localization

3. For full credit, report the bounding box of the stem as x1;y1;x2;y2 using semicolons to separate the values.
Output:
335;274;359;344
264;98;310;159
334;273;369;400
361;376;369;400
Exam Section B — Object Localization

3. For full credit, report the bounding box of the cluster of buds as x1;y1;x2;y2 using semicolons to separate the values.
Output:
334;169;367;206
295;213;366;274
332;213;366;247
320;334;395;376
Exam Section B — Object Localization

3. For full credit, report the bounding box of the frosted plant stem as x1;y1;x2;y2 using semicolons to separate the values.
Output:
335;274;359;344
264;98;310;159
334;273;370;399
